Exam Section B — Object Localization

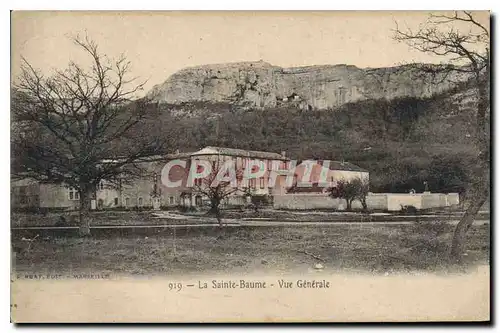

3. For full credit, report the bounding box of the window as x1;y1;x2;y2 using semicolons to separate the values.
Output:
249;178;256;189
98;181;104;190
259;177;265;189
138;197;143;206
194;178;203;186
18;186;28;204
68;188;80;201
169;196;175;205
125;197;130;207
114;198;119;206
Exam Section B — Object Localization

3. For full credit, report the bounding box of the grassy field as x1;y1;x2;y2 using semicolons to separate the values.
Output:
12;221;489;277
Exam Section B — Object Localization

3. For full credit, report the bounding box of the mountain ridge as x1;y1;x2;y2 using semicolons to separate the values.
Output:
147;61;464;110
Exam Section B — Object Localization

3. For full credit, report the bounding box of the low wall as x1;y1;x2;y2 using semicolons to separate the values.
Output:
387;194;423;211
273;193;460;211
365;194;388;210
225;196;247;206
273;194;362;210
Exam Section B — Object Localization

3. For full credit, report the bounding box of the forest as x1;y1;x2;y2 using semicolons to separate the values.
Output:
12;79;482;197
142;82;481;195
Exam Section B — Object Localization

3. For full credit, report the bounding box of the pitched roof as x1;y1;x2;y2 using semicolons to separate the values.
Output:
326;161;368;172
296;160;368;172
191;146;289;160
133;152;195;162
286;183;328;193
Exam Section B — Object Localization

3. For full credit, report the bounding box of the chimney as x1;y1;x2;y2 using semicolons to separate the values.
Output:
281;151;286;158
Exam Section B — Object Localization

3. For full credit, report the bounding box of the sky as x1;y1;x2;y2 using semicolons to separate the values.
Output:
11;11;490;94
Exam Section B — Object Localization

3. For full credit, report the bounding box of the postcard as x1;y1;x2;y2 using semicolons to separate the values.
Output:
10;10;490;323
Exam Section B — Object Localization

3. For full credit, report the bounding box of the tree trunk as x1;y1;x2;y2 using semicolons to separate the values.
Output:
78;185;94;236
346;199;352;212
450;72;490;260
360;197;368;211
208;198;223;227
215;208;223;228
209;199;219;214
450;189;487;260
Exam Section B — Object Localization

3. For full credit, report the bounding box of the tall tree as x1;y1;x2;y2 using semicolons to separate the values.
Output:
394;11;490;260
12;34;166;235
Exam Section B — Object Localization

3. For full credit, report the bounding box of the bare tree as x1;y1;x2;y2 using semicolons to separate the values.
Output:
11;34;167;236
394;11;490;260
191;158;239;227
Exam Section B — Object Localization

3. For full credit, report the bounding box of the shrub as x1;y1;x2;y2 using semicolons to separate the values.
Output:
251;195;272;206
400;205;418;215
54;215;67;227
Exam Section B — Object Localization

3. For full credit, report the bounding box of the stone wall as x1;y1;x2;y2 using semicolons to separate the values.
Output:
273;193;460;211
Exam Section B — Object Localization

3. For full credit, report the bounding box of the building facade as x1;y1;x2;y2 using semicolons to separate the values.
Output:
11;146;370;210
288;160;370;193
161;146;291;207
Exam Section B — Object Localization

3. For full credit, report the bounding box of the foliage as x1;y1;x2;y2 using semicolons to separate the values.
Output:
328;178;368;211
249;194;273;212
149;90;479;196
399;205;418;215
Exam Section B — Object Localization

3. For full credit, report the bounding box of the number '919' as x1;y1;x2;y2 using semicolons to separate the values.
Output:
168;282;182;291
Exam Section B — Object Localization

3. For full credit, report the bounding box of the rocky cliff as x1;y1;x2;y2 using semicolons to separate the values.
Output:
148;61;463;110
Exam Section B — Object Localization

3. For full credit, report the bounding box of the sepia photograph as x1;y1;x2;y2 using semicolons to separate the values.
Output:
10;10;490;323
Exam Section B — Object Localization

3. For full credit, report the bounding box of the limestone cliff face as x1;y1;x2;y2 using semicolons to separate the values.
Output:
148;61;460;110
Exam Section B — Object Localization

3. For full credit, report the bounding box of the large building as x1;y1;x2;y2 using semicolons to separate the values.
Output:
288;160;369;193
162;146;291;207
10;146;369;210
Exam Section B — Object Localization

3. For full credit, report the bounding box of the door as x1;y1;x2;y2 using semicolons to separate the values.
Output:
195;195;202;206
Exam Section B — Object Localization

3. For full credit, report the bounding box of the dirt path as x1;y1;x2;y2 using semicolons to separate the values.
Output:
11;219;489;230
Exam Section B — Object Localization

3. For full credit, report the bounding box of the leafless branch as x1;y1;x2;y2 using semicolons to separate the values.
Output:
11;34;167;194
